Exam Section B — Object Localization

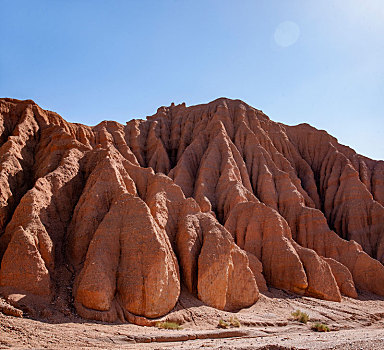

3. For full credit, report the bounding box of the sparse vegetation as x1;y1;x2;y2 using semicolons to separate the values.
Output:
218;316;241;329
218;319;230;329
229;316;241;328
291;309;309;324
311;322;330;332
155;321;182;330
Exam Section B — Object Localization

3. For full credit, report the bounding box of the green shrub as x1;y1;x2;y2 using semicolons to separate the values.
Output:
229;316;241;328
218;319;230;329
155;321;182;330
218;316;241;328
291;309;309;324
311;322;330;332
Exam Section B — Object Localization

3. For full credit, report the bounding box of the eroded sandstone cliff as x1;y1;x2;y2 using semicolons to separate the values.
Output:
0;97;383;323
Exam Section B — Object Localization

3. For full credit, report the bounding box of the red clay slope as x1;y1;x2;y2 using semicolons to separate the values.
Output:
0;97;383;323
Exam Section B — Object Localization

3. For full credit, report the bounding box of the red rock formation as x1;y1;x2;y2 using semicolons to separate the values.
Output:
0;97;383;323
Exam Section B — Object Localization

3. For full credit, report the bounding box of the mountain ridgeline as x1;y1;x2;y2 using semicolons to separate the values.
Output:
0;97;383;323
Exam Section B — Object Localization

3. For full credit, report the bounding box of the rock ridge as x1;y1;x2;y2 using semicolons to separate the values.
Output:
0;97;383;323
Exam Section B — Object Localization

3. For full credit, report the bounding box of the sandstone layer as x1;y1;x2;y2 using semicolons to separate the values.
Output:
0;97;383;323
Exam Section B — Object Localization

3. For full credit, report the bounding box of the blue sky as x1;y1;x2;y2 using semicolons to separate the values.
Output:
1;0;383;160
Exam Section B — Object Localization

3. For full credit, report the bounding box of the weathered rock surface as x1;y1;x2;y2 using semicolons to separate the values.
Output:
0;97;383;323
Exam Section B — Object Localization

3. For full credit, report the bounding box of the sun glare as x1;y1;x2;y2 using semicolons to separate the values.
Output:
274;21;300;48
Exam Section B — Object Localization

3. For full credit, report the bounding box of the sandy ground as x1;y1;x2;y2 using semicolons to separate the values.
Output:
2;288;384;349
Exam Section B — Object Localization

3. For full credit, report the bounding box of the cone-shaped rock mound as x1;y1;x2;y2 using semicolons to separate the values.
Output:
0;97;383;323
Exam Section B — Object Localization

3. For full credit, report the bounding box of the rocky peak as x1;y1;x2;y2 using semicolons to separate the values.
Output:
0;97;383;323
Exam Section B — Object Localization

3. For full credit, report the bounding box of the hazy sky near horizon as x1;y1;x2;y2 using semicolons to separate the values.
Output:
1;0;383;159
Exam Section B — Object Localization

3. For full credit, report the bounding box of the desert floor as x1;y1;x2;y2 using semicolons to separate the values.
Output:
2;288;384;349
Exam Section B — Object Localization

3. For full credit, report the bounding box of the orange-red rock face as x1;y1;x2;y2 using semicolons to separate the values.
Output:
0;97;383;322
